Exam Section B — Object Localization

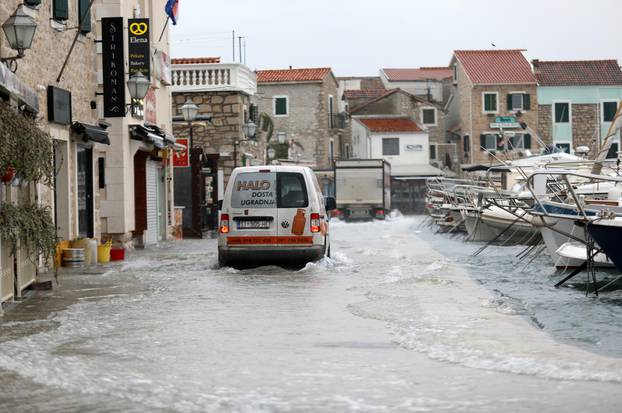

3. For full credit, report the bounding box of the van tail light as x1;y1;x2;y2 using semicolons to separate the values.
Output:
310;213;321;233
220;214;230;234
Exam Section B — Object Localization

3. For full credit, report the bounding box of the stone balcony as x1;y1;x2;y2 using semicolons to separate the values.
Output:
171;63;257;96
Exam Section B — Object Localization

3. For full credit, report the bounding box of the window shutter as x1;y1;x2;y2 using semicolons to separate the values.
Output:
523;94;531;110
480;134;486;150
78;0;92;33
507;94;513;111
524;134;532;149
53;0;69;21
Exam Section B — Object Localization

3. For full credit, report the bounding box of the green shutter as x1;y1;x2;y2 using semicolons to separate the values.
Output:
524;134;531;149
507;94;513;111
480;134;486;149
78;0;92;34
523;94;531;110
275;98;287;115
53;0;69;21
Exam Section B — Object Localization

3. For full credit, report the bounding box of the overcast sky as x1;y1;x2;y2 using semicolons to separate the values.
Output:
170;0;622;77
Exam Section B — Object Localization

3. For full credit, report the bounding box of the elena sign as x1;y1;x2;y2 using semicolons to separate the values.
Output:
101;17;125;118
128;18;150;79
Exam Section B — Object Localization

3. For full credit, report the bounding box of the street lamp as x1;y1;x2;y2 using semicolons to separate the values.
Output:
126;71;151;101
242;120;257;139
1;5;38;71
267;147;276;163
180;98;199;150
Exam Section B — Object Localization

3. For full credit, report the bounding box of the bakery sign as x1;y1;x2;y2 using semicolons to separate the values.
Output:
128;18;150;79
101;17;125;118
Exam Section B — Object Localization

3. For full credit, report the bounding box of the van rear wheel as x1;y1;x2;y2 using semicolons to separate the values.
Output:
218;250;228;268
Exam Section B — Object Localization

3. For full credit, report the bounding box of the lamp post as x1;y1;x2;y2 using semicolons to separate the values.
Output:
180;98;199;149
1;5;38;72
234;120;257;168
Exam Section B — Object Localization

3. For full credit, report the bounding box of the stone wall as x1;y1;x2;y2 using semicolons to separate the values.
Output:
0;1;100;241
172;91;260;187
572;104;600;154
538;104;552;146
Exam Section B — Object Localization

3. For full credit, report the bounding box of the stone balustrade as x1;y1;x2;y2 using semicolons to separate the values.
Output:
171;63;257;95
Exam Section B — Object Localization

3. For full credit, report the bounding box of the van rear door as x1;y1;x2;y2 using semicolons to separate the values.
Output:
276;172;312;245
227;171;278;242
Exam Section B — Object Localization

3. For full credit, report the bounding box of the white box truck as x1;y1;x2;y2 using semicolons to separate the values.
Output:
334;159;391;221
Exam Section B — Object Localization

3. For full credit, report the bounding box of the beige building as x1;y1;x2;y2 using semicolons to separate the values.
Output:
95;0;175;247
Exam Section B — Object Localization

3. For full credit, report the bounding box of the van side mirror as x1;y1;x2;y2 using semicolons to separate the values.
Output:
218;200;223;210
325;197;337;211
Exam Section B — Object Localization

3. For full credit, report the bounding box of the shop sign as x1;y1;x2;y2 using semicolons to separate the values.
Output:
0;63;39;112
173;138;189;167
490;115;520;129
102;17;125;118
154;49;172;85
47;86;72;125
128;18;150;79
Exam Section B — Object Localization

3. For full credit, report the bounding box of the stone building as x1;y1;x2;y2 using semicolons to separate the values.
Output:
446;50;539;165
170;57;259;237
256;67;347;169
533;59;622;157
0;0;105;305
338;76;386;113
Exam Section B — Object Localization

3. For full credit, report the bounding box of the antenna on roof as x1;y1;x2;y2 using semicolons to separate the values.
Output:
491;43;496;48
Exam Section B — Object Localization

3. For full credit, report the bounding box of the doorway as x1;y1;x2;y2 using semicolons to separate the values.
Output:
77;146;94;238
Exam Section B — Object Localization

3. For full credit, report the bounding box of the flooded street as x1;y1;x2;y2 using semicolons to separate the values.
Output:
2;216;622;412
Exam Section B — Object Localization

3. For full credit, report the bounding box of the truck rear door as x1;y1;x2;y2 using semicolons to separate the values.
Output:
276;172;313;245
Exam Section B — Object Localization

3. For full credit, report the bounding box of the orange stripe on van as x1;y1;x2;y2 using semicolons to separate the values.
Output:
227;236;314;246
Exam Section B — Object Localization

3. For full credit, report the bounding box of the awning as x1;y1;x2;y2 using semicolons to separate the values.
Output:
130;124;166;149
71;122;110;145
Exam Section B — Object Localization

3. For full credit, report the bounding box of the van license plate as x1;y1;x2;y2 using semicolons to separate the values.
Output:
237;220;270;230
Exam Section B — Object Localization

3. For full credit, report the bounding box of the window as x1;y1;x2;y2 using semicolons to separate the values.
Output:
508;133;532;150
78;0;92;33
382;138;400;156
603;101;618;123
554;102;570;123
463;135;470;156
430;144;437;160
480;133;499;151
329;139;334;162
453;64;458;83
421;108;437;125
345;144;350;159
231;172;277;209
606;143;619;159
277;173;309;208
483;92;498;113
555;143;571;154
273;96;288;116
53;0;69;21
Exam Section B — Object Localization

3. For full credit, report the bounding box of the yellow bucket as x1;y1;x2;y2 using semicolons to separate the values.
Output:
97;240;112;264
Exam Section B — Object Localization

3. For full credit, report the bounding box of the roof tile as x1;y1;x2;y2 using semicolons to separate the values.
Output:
359;118;423;133
534;60;622;86
256;68;332;83
344;89;389;100
454;49;537;84
383;67;453;81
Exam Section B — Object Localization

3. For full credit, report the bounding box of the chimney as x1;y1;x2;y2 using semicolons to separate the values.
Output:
531;59;540;75
289;65;293;70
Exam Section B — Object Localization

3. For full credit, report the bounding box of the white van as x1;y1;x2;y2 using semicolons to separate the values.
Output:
218;166;336;267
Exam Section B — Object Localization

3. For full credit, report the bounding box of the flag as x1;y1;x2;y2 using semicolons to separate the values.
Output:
165;0;179;25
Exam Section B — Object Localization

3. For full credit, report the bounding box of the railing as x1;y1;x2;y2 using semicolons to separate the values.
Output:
171;63;257;95
329;113;347;129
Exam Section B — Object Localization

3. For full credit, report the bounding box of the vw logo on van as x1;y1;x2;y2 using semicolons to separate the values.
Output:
281;220;290;229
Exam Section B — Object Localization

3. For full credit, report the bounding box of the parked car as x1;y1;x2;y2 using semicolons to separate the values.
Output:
218;166;336;267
